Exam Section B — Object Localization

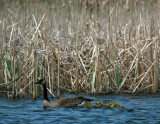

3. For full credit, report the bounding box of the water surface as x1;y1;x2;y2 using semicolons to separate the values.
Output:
0;94;160;124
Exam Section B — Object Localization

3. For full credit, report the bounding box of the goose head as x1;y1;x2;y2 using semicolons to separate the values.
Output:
35;78;50;102
35;79;46;85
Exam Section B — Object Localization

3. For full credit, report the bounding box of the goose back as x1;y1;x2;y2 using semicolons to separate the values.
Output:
43;96;94;108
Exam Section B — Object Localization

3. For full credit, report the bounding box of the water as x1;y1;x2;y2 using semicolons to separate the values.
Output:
0;94;160;124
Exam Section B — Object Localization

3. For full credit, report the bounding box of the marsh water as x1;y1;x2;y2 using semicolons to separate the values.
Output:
0;94;160;124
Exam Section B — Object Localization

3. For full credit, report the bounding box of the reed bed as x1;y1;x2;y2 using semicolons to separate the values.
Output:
0;0;160;98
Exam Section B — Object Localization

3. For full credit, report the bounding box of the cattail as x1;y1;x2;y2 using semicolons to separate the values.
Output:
102;1;107;9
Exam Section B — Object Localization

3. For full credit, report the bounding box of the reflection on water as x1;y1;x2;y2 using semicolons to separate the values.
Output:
0;94;160;123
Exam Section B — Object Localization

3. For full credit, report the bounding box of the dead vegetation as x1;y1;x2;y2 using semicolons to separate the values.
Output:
0;0;160;98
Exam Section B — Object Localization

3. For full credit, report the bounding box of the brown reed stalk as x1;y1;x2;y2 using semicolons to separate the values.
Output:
4;61;8;98
47;54;52;93
35;56;38;97
64;65;69;91
96;53;101;93
51;52;56;92
17;57;22;98
0;54;3;87
33;51;36;100
152;40;158;93
28;48;32;97
0;53;4;97
75;43;79;92
91;43;98;93
11;50;16;99
57;45;60;99
22;55;27;98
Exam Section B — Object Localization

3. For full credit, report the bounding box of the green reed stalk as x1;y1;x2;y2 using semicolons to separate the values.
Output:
114;62;121;87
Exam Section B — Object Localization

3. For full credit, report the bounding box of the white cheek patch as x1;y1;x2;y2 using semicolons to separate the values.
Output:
78;101;86;107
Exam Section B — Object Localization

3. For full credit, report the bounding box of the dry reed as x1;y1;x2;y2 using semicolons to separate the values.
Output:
0;0;160;99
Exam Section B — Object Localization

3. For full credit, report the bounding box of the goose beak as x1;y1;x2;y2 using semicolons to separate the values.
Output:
34;79;44;85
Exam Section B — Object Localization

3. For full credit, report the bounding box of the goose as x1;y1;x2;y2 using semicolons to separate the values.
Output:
35;79;94;108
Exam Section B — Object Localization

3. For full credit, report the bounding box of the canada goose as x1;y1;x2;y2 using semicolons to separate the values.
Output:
35;79;94;108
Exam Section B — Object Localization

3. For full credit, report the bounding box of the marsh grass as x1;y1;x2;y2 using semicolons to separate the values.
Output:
0;0;160;98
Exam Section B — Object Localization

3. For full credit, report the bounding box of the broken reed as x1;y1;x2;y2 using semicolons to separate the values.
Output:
0;0;160;99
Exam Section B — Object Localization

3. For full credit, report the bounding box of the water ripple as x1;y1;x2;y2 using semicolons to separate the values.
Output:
0;94;160;123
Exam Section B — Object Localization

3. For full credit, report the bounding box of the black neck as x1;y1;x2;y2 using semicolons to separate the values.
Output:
43;83;50;102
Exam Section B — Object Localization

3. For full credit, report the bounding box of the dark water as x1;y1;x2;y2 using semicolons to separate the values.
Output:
0;94;160;124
